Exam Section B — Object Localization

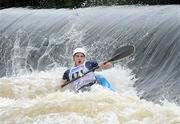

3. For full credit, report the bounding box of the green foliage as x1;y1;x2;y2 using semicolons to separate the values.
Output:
0;0;180;9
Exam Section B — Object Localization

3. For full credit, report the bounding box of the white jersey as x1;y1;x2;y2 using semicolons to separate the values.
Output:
69;61;96;91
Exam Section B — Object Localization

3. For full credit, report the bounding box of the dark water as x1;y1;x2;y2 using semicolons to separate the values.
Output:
0;5;180;105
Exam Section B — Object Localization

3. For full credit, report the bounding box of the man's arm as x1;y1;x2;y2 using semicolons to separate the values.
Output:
60;69;70;88
86;60;113;70
55;79;67;91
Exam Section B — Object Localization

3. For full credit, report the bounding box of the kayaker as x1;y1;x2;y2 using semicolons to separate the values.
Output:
61;47;112;92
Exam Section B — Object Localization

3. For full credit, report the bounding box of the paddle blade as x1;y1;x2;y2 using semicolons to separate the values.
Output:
108;45;134;62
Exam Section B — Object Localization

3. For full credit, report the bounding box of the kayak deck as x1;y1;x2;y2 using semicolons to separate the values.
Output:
96;74;114;91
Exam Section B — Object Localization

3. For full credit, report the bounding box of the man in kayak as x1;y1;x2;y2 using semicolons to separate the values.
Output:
61;47;112;92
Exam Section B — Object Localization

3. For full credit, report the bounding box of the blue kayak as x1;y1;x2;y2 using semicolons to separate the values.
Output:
95;74;114;91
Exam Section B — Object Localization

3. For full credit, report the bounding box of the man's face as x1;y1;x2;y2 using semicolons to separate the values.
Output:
73;53;85;66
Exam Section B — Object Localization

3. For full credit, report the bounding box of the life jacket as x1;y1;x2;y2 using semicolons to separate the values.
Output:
69;61;96;91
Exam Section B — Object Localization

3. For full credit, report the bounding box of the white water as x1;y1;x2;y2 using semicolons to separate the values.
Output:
0;66;180;124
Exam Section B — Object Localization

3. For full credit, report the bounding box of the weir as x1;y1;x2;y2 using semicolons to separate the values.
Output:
1;5;180;104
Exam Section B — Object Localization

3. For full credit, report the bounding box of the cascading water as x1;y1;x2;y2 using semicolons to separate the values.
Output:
0;5;180;124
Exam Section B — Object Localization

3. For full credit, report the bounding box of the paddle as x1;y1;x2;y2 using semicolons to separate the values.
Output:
61;45;134;88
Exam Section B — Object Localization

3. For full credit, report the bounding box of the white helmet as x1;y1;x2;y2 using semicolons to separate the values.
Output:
73;48;86;56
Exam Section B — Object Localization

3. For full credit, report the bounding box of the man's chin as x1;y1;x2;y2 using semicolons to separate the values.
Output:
79;62;83;65
76;62;82;66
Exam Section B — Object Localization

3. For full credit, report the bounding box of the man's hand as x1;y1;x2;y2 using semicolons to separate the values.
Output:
60;79;67;89
98;61;113;70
